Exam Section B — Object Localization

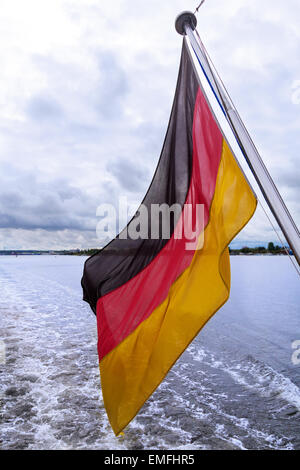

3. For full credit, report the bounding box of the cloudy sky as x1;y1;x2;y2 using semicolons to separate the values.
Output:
0;0;299;250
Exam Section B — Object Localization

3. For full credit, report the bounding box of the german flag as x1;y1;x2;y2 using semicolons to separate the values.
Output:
82;39;257;435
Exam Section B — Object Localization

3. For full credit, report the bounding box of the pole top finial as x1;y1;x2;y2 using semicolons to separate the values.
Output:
175;11;197;35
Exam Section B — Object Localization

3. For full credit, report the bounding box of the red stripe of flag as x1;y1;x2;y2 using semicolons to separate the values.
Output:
97;87;223;360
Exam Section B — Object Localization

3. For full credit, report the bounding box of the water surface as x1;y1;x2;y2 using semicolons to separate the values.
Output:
0;255;299;450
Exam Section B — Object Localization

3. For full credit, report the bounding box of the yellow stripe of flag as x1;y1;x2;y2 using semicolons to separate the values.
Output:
100;140;257;435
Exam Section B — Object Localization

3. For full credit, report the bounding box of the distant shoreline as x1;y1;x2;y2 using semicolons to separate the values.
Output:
0;244;292;257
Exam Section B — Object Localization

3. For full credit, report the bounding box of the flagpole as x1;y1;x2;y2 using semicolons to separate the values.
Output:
175;11;300;266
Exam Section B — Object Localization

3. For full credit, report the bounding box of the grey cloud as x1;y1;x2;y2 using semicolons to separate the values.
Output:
1;192;23;209
93;50;129;118
273;167;300;190
0;165;98;232
108;158;150;193
30;48;129;128
27;95;63;121
0;227;100;251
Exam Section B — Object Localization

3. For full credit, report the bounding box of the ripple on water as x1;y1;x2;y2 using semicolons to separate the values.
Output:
0;256;299;450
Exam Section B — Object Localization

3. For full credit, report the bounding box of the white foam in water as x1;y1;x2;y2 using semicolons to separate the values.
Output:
230;359;300;410
192;346;300;412
0;256;299;450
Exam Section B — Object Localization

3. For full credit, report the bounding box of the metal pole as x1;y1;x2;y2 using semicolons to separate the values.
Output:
175;11;300;266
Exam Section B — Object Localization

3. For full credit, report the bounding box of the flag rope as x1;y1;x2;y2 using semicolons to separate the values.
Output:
194;0;206;15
